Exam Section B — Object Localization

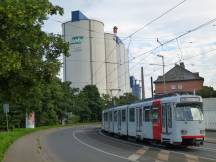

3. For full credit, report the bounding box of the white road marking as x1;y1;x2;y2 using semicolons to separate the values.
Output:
157;150;169;161
73;130;130;161
128;154;141;161
128;148;147;162
185;154;199;162
155;160;164;162
136;148;146;155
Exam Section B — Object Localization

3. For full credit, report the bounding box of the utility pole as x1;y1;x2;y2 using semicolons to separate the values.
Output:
141;67;145;100
157;55;166;94
3;104;9;132
151;77;154;97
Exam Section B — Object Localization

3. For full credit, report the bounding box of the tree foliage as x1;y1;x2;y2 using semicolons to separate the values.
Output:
197;86;216;98
0;0;71;129
0;0;138;130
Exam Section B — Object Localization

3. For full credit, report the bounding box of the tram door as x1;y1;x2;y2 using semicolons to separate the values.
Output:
108;111;112;132
162;104;172;135
117;110;121;131
152;100;162;141
136;108;142;132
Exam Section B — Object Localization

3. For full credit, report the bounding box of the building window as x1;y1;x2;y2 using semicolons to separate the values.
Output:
171;85;176;90
129;108;135;122
178;84;182;89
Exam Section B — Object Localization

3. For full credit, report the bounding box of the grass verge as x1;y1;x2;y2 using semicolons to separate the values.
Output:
0;122;100;162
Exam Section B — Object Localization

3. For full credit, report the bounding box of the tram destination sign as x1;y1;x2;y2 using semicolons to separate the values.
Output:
180;97;200;102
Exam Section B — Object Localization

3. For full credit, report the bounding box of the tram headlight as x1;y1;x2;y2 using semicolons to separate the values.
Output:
200;130;205;134
181;129;188;135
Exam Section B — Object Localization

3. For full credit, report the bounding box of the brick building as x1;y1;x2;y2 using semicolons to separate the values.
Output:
154;62;204;95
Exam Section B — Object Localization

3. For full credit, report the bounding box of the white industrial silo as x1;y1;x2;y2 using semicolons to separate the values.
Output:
116;42;126;96
63;11;107;94
124;48;132;93
104;33;119;96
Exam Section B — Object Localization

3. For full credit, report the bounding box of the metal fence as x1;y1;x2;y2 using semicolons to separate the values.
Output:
204;110;216;130
203;98;216;130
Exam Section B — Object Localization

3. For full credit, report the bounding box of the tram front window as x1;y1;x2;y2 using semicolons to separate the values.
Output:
175;103;203;121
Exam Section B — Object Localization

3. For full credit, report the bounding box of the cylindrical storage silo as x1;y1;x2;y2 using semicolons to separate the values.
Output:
104;33;119;97
63;18;107;94
124;48;132;93
116;42;126;95
90;20;107;94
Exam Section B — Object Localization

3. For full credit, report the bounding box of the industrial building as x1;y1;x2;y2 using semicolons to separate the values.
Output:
63;11;131;96
130;76;141;99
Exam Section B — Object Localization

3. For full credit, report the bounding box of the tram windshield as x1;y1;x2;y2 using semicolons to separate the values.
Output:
175;103;203;121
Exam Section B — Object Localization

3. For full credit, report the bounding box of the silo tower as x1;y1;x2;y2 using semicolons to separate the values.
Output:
63;11;107;94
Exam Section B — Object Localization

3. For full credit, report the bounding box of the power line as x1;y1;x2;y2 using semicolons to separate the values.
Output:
107;18;216;91
123;0;187;40
131;17;216;61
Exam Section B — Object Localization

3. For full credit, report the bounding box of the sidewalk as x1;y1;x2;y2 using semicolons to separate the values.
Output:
3;128;61;162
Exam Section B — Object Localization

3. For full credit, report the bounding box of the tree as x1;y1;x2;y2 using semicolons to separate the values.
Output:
115;93;138;106
197;86;216;98
0;0;70;129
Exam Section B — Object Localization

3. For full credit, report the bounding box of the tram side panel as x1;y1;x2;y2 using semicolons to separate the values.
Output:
142;104;153;140
128;106;136;137
117;107;126;135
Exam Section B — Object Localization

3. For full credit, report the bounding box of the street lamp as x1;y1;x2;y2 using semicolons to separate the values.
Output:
110;89;121;106
157;54;166;94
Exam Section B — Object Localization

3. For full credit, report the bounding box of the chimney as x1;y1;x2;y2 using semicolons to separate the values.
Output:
113;26;118;35
180;62;185;68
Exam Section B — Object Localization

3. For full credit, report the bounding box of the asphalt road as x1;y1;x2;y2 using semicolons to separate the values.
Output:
43;126;216;162
4;125;216;162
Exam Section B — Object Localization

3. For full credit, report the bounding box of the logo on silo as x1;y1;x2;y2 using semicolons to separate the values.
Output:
71;36;84;44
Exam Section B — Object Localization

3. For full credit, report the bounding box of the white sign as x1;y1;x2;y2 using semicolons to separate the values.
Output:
26;112;35;128
3;104;9;113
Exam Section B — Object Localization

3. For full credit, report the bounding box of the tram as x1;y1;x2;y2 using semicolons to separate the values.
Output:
102;93;205;146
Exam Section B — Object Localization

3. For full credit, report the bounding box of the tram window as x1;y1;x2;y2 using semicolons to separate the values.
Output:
168;105;172;128
104;112;108;121
152;108;159;123
162;105;166;128
122;109;126;122
109;111;112;121
129;108;135;122
144;109;151;122
114;111;117;122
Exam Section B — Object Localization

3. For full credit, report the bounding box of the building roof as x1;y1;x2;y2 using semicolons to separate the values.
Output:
154;62;204;83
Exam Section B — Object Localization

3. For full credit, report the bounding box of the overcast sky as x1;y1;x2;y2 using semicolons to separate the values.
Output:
43;0;216;97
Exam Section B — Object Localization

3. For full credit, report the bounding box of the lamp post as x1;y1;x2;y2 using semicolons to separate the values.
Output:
110;89;121;106
157;54;166;94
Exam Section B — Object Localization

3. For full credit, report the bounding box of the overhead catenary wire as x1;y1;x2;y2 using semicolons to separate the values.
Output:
130;17;216;62
105;17;216;92
123;0;187;40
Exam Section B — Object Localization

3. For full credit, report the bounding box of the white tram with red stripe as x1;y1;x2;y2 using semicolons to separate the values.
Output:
102;93;205;146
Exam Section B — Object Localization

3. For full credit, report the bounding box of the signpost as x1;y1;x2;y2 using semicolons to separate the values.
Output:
3;103;9;132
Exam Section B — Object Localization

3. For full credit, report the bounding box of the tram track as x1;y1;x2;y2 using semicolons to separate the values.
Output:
98;128;216;161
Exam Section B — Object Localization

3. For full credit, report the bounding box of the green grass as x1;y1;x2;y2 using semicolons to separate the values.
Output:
0;122;100;162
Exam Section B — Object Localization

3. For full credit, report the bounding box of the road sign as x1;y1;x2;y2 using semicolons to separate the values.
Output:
3;103;9;113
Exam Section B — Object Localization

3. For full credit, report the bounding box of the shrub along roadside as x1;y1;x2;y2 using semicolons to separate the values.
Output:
0;122;100;162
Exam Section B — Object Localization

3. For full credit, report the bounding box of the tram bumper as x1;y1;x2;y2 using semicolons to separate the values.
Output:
181;136;205;146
